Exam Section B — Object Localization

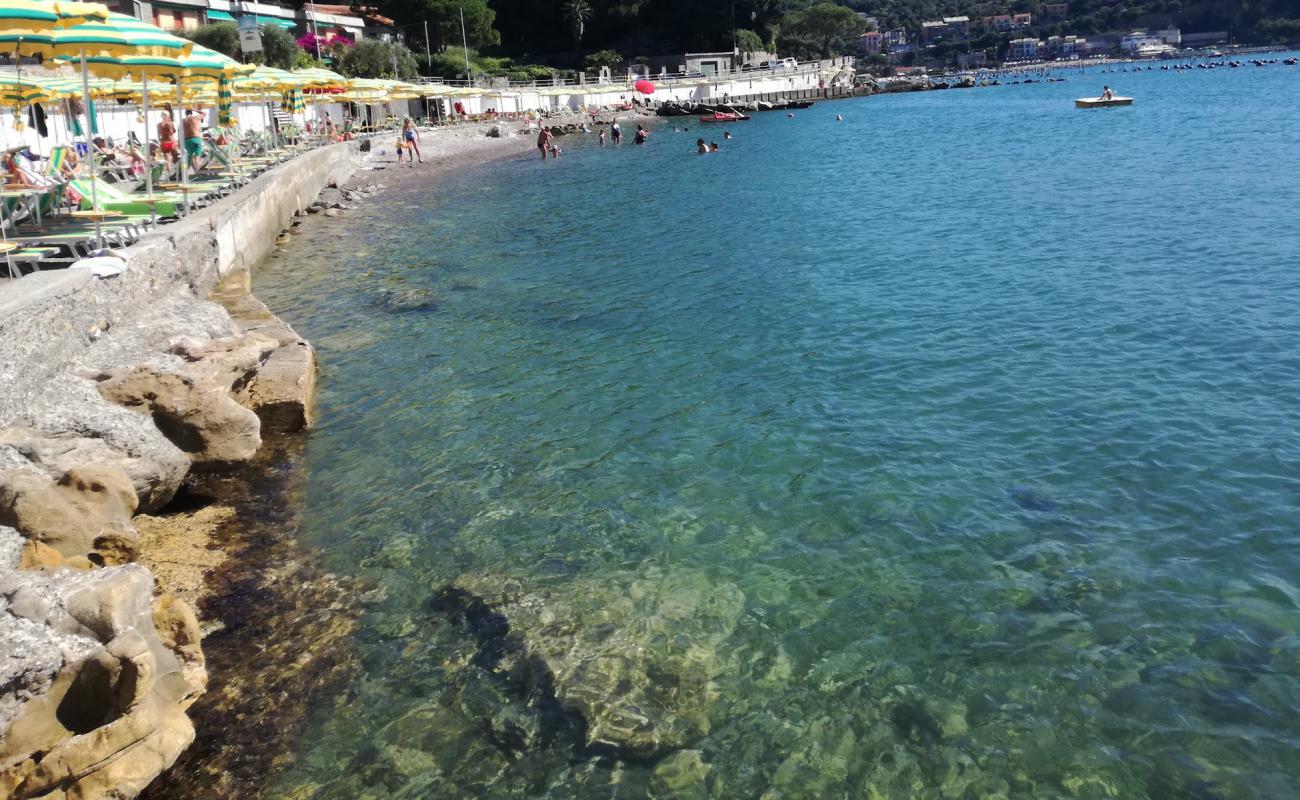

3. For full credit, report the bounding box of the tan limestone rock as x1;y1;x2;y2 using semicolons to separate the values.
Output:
0;563;203;800
18;540;63;570
151;594;207;702
234;341;317;433
94;365;262;471
167;334;278;393
0;427;188;514
0;467;138;559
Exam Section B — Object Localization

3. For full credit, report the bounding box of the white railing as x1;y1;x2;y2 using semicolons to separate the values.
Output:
416;56;855;92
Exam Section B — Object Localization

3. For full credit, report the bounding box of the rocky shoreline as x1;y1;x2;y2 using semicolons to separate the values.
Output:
0;262;319;797
0;120;580;798
0;129;380;797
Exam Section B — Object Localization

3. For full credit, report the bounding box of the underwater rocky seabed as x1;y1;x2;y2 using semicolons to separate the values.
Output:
180;62;1300;799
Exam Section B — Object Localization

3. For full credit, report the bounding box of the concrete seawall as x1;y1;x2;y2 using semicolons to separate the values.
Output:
1;140;359;402
0;139;364;799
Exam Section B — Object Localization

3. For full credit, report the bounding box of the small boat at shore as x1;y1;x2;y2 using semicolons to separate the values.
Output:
1075;96;1134;108
700;111;750;122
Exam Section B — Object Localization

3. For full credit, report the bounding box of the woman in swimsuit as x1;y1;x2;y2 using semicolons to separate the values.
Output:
402;117;422;162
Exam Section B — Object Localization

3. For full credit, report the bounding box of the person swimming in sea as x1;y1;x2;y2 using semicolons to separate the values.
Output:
696;137;709;154
710;142;719;151
723;131;732;139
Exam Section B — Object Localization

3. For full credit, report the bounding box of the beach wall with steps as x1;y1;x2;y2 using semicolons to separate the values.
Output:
0;139;364;798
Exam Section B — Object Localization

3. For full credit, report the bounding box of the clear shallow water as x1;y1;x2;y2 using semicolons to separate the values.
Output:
254;60;1300;799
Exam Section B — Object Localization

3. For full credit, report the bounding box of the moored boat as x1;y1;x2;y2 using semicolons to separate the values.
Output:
1075;96;1134;108
700;111;750;122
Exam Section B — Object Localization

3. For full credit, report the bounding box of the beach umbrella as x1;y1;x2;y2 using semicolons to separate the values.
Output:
0;0;108;32
216;74;233;127
1;11;196;243
634;79;655;94
95;43;252;212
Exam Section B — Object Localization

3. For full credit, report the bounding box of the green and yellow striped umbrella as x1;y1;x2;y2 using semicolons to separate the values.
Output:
0;10;193;60
0;75;55;102
0;0;108;32
217;74;233;126
290;67;348;89
282;88;305;114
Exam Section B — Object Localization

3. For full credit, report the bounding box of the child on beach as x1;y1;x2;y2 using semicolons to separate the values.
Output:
395;137;407;162
598;129;606;145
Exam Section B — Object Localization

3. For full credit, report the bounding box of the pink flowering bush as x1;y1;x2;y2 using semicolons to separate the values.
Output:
296;31;354;52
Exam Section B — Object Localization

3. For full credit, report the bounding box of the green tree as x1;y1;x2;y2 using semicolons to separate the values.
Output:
337;39;419;79
736;28;764;60
294;49;325;70
256;24;298;69
184;23;239;59
779;3;864;58
379;0;500;52
565;0;593;47
583;48;623;69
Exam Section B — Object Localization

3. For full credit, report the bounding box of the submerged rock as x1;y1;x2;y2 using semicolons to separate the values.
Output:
434;567;745;759
649;748;710;799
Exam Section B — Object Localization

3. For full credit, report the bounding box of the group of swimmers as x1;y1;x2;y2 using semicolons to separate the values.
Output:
537;121;655;159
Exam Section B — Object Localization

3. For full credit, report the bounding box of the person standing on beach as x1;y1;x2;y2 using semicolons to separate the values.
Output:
611;120;621;144
157;111;177;169
402;118;423;162
537;126;553;159
181;108;204;172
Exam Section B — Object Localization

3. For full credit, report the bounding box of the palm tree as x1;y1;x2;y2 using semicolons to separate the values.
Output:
564;0;592;48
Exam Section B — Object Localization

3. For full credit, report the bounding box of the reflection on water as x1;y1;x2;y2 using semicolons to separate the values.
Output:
250;62;1300;799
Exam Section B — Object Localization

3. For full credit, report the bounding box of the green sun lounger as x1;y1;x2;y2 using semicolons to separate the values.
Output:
70;177;183;218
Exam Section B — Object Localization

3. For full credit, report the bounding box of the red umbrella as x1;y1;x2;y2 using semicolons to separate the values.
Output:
634;79;655;95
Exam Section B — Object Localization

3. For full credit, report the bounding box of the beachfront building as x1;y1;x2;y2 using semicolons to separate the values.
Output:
204;1;297;30
1012;13;1033;28
1121;30;1179;56
883;29;909;48
132;0;206;30
921;21;948;44
298;4;366;41
943;16;971;40
1006;37;1040;61
684;52;736;75
310;4;395;41
1152;28;1182;46
858;31;883;54
983;15;1013;33
1044;35;1088;58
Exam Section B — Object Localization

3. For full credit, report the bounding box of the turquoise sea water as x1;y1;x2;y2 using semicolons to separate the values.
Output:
254;60;1300;799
